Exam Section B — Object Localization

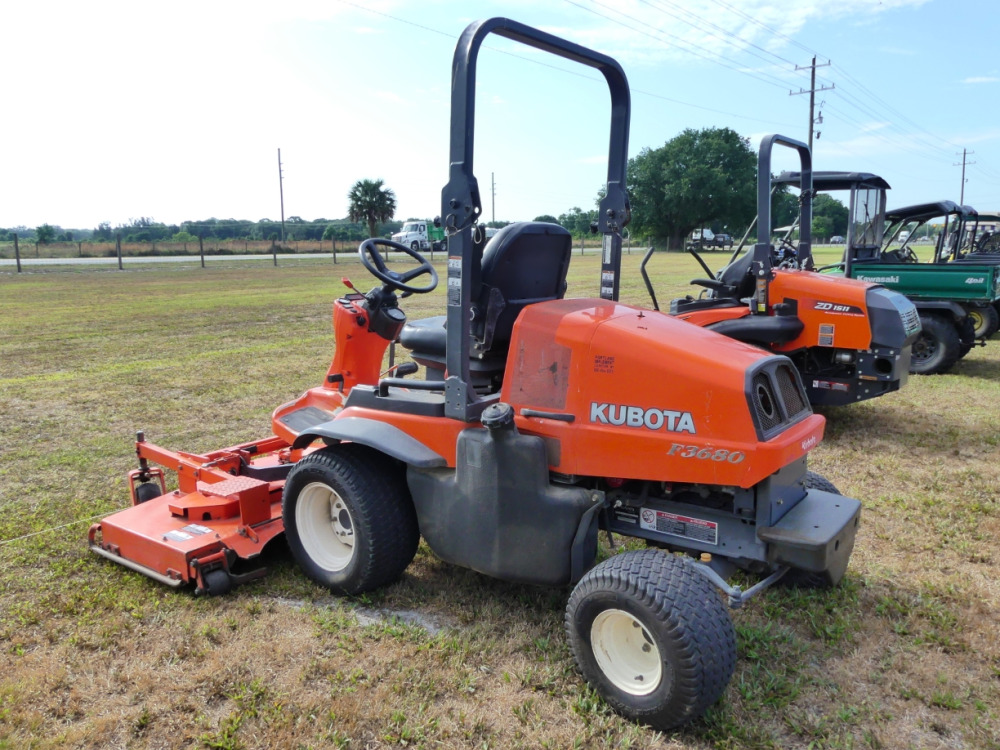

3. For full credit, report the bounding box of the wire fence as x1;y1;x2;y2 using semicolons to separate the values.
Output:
0;234;625;271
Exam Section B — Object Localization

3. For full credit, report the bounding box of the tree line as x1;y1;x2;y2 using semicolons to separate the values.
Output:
0;217;410;245
4;127;851;250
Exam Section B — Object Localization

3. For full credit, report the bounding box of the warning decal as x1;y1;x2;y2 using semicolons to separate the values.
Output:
639;508;718;545
163;530;192;542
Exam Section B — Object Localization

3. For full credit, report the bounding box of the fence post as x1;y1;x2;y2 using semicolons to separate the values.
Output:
332;238;337;264
77;241;83;257
14;233;21;273
199;236;205;268
116;235;123;270
580;236;584;256
272;239;278;267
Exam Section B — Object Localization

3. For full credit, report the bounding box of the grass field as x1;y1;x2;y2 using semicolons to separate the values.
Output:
1;249;998;749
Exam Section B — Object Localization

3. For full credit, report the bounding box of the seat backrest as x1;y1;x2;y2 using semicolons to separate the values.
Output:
716;249;756;299
473;222;572;352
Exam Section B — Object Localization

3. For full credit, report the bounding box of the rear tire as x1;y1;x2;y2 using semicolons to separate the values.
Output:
967;304;999;339
909;314;961;374
565;550;736;731
282;444;419;595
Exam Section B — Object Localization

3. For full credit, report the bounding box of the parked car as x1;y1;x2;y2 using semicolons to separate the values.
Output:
830;235;845;243
712;233;734;249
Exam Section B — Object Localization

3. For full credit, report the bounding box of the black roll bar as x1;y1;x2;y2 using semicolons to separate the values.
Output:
441;18;631;421
752;134;812;314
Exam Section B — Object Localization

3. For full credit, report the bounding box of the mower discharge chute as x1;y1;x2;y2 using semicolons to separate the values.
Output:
651;137;921;407
91;18;864;731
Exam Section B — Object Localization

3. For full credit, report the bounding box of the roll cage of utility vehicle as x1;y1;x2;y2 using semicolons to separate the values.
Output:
91;18;863;732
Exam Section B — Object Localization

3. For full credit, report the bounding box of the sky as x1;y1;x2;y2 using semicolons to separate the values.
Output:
3;0;1000;232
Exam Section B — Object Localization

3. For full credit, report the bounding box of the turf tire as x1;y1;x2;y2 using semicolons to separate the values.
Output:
282;443;419;595
804;470;840;495
909;314;961;374
565;549;736;731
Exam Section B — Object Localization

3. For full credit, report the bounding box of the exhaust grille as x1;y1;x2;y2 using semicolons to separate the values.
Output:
752;373;783;432
776;363;807;417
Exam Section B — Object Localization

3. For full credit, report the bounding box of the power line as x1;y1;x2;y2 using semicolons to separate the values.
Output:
705;0;822;59
334;0;801;129
563;0;795;91
637;0;799;67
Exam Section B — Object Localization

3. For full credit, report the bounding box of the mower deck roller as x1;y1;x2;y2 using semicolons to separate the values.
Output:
92;17;865;732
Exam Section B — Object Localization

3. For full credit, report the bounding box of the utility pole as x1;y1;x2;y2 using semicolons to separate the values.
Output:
790;57;834;152
954;149;975;204
491;172;496;224
277;148;286;243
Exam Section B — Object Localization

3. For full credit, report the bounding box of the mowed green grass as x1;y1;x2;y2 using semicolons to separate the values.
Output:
1;250;998;749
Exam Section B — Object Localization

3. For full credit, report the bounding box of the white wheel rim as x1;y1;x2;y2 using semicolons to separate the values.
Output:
590;609;662;696
295;481;355;572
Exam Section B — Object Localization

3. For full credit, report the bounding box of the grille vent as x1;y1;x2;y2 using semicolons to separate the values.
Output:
776;364;807;417
901;307;920;336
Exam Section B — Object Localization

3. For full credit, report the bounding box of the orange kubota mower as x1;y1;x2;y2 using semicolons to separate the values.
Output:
646;135;921;407
91;19;862;731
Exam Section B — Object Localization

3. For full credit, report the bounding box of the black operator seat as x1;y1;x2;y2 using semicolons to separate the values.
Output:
714;249;756;300
398;222;572;382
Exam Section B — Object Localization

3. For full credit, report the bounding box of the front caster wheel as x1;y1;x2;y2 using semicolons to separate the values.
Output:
565;549;736;731
282;444;419;595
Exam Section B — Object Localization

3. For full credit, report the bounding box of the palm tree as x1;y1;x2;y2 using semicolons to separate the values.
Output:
347;178;397;238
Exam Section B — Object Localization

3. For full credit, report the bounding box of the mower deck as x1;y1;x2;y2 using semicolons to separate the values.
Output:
89;436;295;594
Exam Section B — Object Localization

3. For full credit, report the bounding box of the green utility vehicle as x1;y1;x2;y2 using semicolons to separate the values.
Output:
775;172;1000;374
875;201;1000;345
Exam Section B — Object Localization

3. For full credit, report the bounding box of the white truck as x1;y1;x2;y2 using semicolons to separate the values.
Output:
391;220;446;252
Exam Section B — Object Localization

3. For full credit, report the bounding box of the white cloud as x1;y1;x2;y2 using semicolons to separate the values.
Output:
859;121;892;133
963;76;1000;84
373;90;405;104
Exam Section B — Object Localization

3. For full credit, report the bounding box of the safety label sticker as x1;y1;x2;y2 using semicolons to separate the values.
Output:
181;524;213;536
611;507;639;525
812;379;850;392
163;530;193;542
639;508;718;545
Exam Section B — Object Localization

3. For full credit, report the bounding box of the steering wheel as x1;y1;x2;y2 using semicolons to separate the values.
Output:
358;238;438;295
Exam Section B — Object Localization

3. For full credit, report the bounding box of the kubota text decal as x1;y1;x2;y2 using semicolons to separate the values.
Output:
590;402;696;433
